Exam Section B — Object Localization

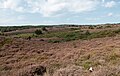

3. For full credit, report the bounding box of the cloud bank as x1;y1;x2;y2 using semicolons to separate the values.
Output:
0;0;100;17
104;1;116;8
0;0;119;25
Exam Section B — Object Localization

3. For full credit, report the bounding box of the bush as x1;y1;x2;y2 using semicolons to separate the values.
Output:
85;30;91;35
35;29;43;35
42;27;47;31
96;26;103;29
105;25;112;28
48;40;62;43
88;26;94;29
0;32;3;35
114;29;120;34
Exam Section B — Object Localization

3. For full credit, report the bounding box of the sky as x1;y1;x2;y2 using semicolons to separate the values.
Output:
0;0;120;26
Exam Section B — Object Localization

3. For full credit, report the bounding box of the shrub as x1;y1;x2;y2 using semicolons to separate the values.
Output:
0;31;4;35
85;30;91;35
96;26;103;29
35;29;43;35
105;25;112;28
114;29;120;34
42;27;47;31
0;32;2;35
83;61;92;69
48;40;62;43
88;26;94;29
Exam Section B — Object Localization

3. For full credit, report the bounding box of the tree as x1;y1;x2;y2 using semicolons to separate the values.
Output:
35;29;42;35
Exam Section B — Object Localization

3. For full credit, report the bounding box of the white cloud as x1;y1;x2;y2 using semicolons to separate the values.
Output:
67;0;98;13
104;1;116;8
40;0;99;17
3;0;17;9
0;0;25;12
0;0;100;17
107;13;113;17
40;0;66;17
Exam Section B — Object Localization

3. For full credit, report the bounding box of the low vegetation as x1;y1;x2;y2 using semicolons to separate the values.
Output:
40;29;120;43
35;29;43;35
0;24;120;76
0;37;12;48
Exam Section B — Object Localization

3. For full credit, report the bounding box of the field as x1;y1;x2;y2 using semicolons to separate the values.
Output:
0;24;120;76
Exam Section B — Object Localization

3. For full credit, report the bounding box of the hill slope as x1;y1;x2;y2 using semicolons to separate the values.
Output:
0;35;120;76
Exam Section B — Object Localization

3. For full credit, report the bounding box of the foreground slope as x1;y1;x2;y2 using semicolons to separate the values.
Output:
0;35;120;76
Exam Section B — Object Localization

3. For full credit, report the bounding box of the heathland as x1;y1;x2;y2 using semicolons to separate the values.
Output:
0;24;120;76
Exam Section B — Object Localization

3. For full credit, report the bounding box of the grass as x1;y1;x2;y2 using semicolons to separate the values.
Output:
75;48;120;70
0;31;4;35
82;61;92;69
1;28;120;76
48;39;62;43
14;33;34;38
48;63;62;75
0;38;12;48
75;59;101;70
0;65;12;71
106;52;120;64
48;29;120;43
39;31;81;38
13;28;120;43
74;52;103;70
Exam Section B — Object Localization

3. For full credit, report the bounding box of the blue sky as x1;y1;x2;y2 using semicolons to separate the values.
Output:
0;0;120;26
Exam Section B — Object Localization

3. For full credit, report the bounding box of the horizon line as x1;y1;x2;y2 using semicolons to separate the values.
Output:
0;22;120;26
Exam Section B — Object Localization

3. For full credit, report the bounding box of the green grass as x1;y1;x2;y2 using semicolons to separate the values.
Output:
15;33;34;38
0;31;2;35
83;61;92;69
14;28;120;43
46;31;82;43
38;28;120;43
